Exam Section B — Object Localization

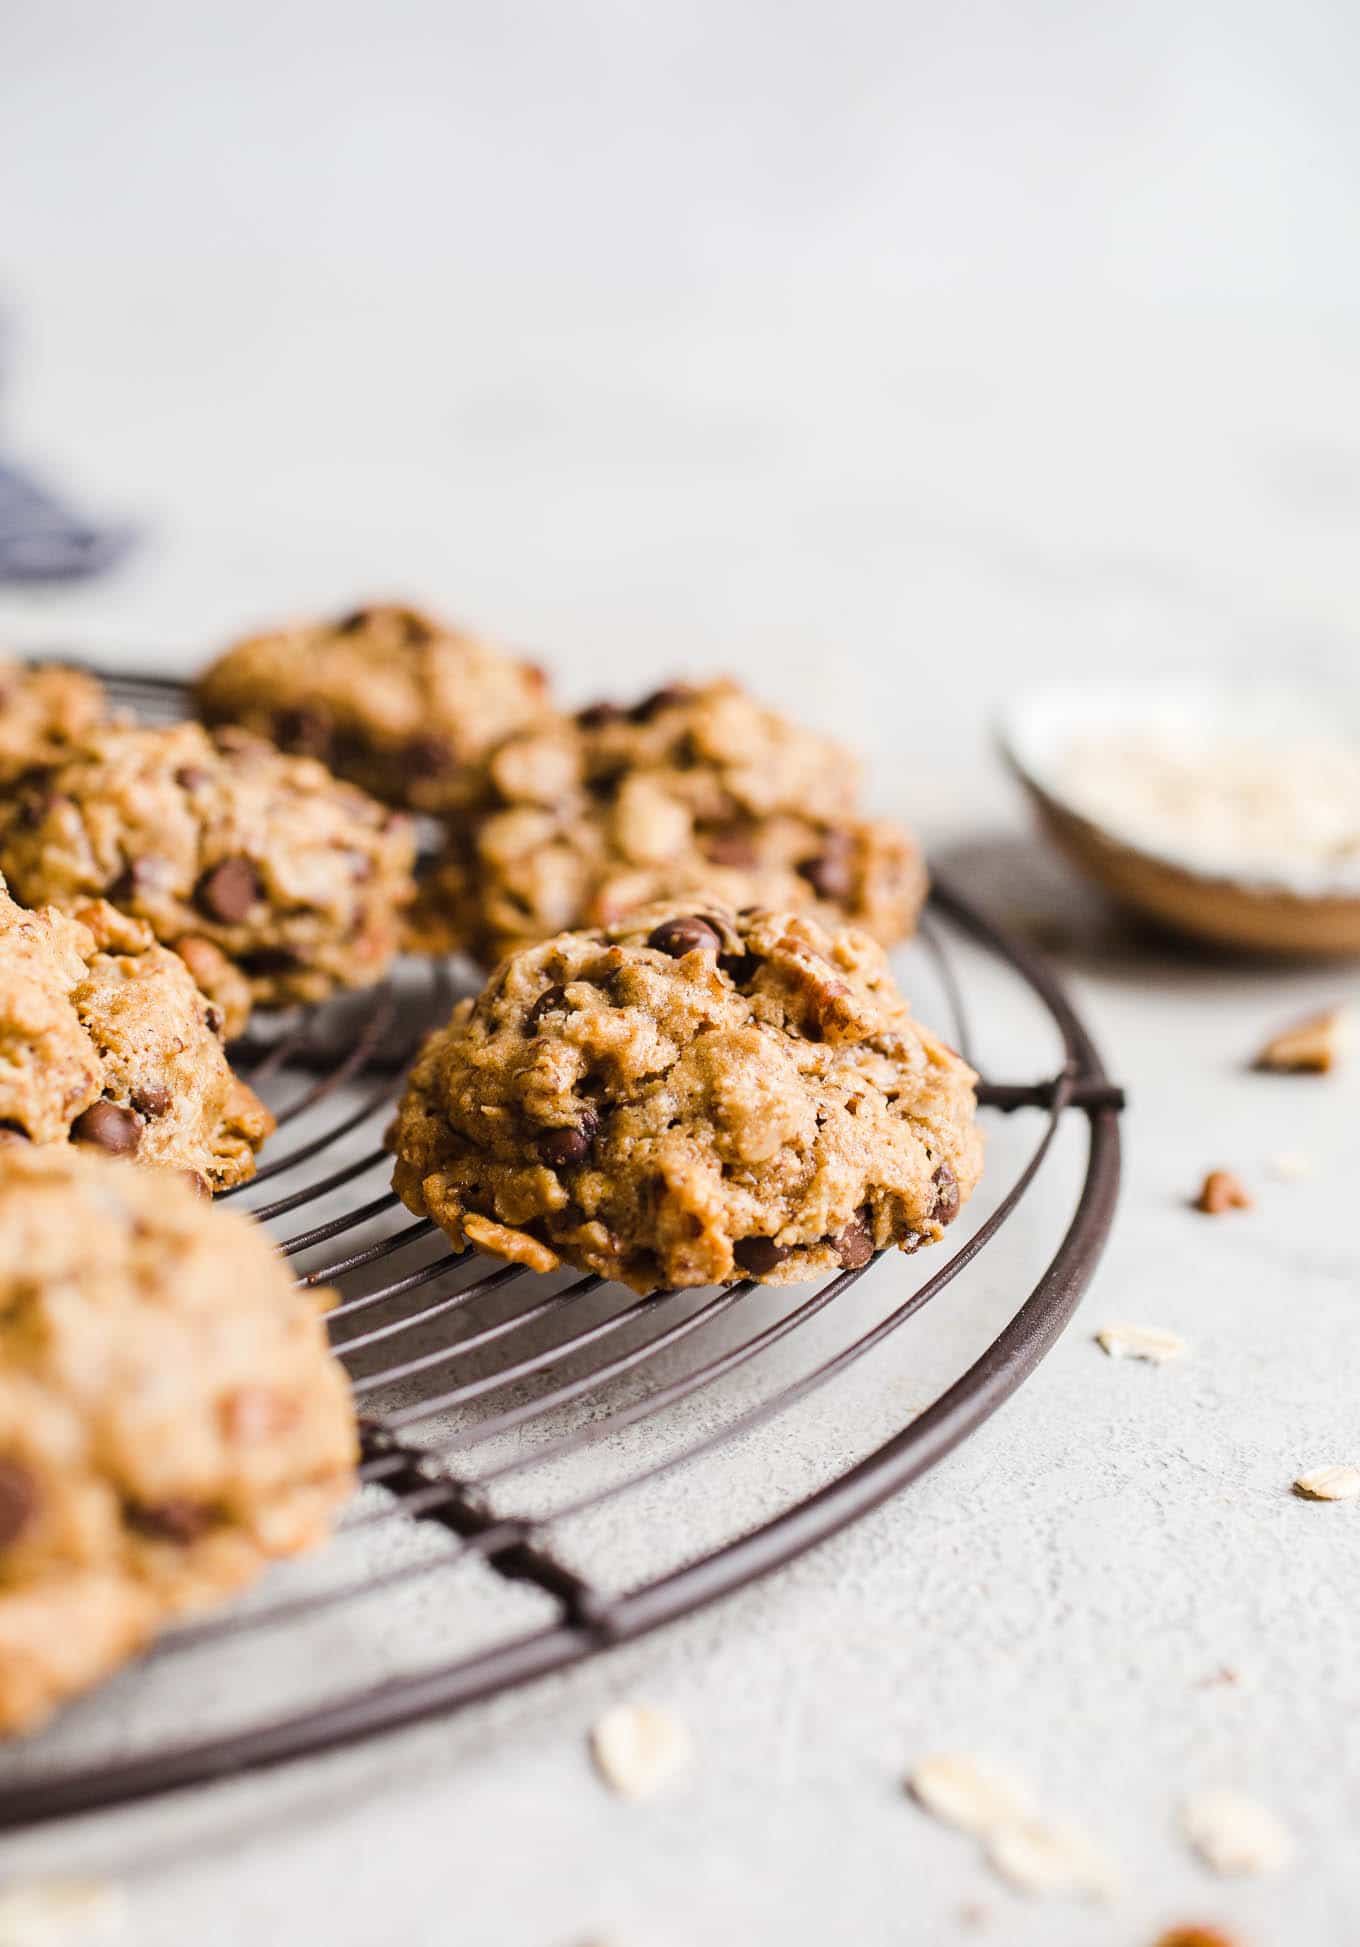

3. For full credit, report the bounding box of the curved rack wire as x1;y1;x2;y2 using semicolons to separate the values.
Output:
0;672;1124;1830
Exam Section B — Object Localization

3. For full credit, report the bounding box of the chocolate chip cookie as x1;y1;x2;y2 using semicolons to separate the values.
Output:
388;899;982;1294
194;602;550;814
0;877;273;1189
0;657;106;790
408;680;926;966
0;721;417;1034
0;1145;356;1736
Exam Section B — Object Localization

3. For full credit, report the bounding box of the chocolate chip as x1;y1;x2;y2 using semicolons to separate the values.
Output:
71;1100;142;1155
239;947;299;975
833;1213;875;1269
126;1499;214;1544
538;1108;599;1167
175;765;212;790
334;607;377;634
131;1084;172;1118
719;950;759;986
629;684;694;722
704;826;758;868
931;1161;960;1224
272;706;331;757
798;832;855;902
575;701;627;729
734;1236;790;1275
404;735;452;776
647;915;721;959
204;1005;225;1038
195;855;261;923
0;1459;38;1549
0;1121;31;1146
526;984;568;1031
13;788;53;831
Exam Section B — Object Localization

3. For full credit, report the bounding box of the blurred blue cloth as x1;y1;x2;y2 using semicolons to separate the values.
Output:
0;458;136;581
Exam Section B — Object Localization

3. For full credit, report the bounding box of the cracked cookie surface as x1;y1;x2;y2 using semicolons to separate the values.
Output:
0;877;273;1189
388;899;981;1295
409;679;926;966
0;657;106;790
0;720;416;1034
195;602;550;814
0;1145;356;1735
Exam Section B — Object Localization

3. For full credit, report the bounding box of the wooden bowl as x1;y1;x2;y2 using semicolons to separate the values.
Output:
999;679;1360;958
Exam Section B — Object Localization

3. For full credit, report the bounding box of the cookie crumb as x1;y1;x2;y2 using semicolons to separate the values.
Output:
1254;1007;1349;1074
1194;1170;1251;1215
986;1816;1120;1901
1181;1788;1294;1876
1293;1464;1360;1502
0;1877;126;1943
907;1754;1035;1835
1096;1324;1188;1364
590;1703;692;1800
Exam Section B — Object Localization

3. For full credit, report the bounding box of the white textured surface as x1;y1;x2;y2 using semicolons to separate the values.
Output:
3;5;1360;1940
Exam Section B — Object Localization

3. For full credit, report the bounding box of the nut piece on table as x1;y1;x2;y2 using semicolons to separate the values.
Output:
1194;1169;1252;1215
1253;1006;1349;1073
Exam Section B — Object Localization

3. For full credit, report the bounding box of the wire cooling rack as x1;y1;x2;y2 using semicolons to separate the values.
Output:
0;673;1123;1830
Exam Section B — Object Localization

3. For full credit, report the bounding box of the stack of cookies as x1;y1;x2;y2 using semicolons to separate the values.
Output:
0;604;982;1734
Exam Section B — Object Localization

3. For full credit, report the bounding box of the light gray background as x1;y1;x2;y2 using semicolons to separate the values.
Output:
1;4;1358;1941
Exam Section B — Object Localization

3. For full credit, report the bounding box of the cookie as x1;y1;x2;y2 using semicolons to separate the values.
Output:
0;877;273;1190
0;721;417;1034
0;657;106;790
0;1145;356;1736
388;899;982;1295
408;680;925;966
194;602;550;814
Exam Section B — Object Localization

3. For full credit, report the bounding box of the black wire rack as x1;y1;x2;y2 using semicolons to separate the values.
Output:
0;672;1124;1832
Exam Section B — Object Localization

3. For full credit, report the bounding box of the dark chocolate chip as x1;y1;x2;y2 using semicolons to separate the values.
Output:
126;1499;214;1544
0;1459;38;1549
833;1213;875;1270
131;1084;172;1119
628;683;694;722
195;856;261;923
404;736;453;776
931;1161;960;1224
239;947;299;975
272;706;331;757
174;765;212;790
334;607;374;634
538;1108;599;1168
647;915;721;959
204;1005;225;1038
526;984;568;1031
703;826;758;867
71;1100;142;1156
734;1236;790;1275
798;833;855;902
0;1121;31;1146
575;701;627;729
719;950;760;986
109;855;171;903
13;788;53;831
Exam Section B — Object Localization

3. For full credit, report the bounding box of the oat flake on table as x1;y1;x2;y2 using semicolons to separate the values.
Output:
907;1753;1036;1836
986;1816;1120;1900
1096;1324;1188;1364
1293;1464;1360;1501
590;1703;693;1800
1181;1789;1294;1876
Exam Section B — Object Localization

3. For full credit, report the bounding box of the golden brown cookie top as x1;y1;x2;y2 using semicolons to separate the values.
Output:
195;602;550;813
0;876;272;1188
0;720;416;1029
0;656;107;788
389;899;980;1294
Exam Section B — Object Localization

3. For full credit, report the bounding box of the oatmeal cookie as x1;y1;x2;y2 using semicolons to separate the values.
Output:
388;899;981;1294
0;1145;355;1736
0;657;106;790
409;680;925;965
0;877;273;1190
0;721;416;1034
194;602;550;814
